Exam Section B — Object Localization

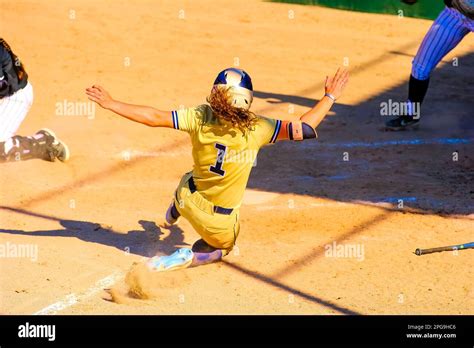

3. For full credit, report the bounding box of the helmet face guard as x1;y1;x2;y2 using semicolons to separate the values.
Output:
213;68;253;110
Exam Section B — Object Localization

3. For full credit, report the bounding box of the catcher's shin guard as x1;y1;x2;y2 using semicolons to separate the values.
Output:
0;129;69;163
0;134;49;162
146;248;194;272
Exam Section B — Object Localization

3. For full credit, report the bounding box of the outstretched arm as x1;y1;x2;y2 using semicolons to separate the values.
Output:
85;85;173;128
277;67;349;141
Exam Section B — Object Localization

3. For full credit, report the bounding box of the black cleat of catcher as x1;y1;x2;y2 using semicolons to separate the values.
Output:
385;116;419;131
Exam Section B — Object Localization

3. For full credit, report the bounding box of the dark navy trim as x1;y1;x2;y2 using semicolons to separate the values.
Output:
213;206;233;215
172;110;179;129
188;176;197;193
188;176;233;215
270;119;282;143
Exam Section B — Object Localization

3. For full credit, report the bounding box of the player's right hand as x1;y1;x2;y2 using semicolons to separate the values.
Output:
325;67;349;100
85;85;114;109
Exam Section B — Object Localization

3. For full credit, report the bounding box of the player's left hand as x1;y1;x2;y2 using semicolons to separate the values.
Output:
85;85;114;109
325;67;349;100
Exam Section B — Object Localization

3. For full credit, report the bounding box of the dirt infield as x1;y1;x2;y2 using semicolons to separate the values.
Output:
0;0;472;315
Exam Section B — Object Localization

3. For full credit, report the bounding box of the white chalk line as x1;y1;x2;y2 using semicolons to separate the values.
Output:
256;201;381;211
33;270;124;315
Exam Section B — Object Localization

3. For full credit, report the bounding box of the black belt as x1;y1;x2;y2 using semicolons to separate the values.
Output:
188;177;234;215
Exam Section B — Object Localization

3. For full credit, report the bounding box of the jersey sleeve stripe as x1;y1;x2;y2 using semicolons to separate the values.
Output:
270;119;282;143
172;110;179;129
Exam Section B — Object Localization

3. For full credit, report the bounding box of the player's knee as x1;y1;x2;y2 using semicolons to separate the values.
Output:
192;239;216;253
191;239;233;262
411;61;432;81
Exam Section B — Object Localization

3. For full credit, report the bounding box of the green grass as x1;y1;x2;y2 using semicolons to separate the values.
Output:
270;0;444;20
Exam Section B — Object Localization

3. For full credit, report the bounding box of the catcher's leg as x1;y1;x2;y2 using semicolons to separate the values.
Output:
0;129;69;163
0;134;51;162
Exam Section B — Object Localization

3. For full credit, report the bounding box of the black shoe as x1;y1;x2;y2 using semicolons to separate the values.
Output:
35;128;70;162
385;116;419;131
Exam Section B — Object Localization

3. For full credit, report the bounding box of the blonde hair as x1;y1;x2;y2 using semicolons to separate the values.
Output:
207;87;257;134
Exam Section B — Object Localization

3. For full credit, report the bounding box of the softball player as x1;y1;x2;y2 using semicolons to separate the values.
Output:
86;67;349;271
0;38;69;163
386;0;474;130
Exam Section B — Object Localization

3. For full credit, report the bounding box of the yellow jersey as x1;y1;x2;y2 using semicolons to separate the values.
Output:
172;104;281;208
